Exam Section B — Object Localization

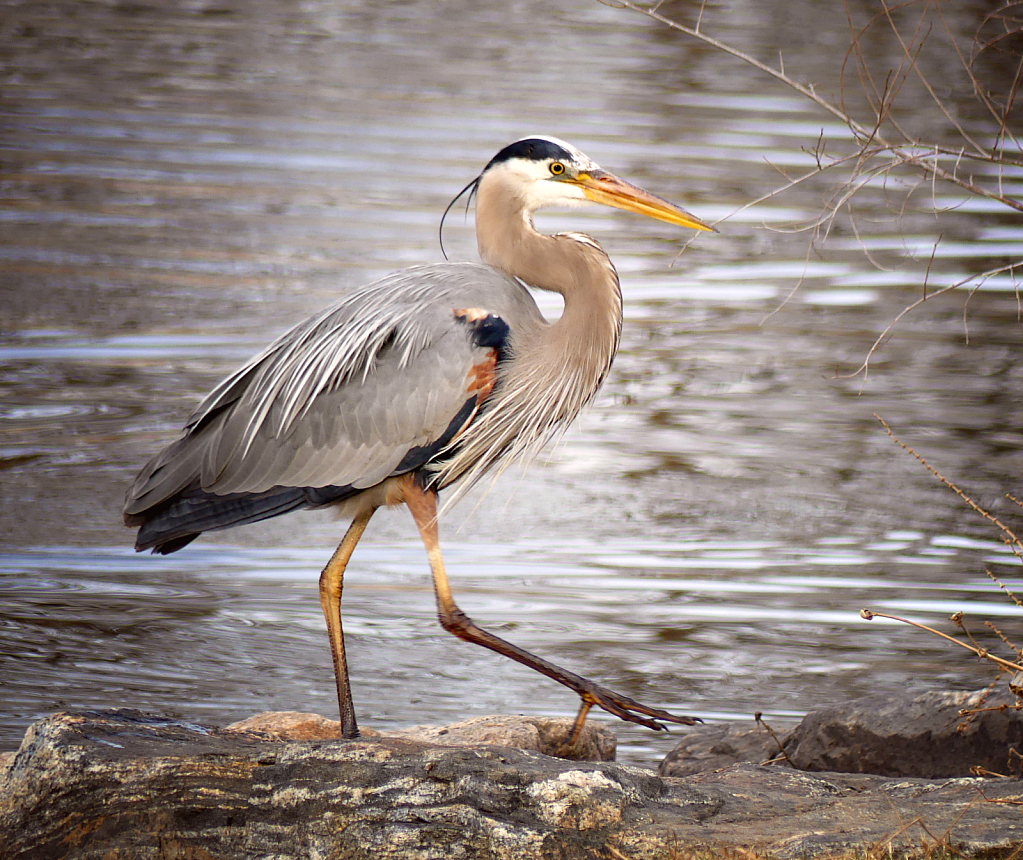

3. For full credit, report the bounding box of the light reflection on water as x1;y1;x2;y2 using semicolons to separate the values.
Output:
2;534;1021;766
2;0;1022;768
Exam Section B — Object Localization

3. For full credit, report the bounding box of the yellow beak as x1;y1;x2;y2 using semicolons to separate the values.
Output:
574;170;717;233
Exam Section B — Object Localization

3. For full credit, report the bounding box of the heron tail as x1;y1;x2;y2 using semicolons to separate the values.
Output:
126;482;355;554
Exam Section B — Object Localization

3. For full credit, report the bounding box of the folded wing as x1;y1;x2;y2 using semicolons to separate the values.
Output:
124;264;517;552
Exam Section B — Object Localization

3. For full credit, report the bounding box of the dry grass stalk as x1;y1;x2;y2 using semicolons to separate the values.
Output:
875;415;1023;564
753;711;793;767
862;417;1023;717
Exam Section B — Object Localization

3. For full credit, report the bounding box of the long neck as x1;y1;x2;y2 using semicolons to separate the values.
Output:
474;170;623;389
435;173;624;501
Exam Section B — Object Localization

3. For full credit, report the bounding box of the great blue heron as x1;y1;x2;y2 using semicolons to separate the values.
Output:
125;136;715;742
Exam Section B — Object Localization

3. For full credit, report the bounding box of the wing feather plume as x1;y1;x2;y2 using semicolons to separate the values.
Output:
124;263;542;525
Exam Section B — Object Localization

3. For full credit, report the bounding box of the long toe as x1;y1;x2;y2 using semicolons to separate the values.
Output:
581;684;701;731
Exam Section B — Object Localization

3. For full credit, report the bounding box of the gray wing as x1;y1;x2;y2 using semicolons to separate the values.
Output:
124;262;538;518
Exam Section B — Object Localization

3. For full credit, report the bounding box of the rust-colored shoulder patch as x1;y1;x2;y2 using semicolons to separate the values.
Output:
466;349;498;399
453;307;491;324
452;307;508;402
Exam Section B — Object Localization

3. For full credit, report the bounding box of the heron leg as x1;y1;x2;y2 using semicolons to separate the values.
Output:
400;477;699;735
568;701;593;746
318;506;376;739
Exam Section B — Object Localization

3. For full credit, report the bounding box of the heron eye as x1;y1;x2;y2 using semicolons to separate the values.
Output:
549;161;566;176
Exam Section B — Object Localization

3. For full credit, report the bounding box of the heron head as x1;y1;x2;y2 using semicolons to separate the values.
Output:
479;135;716;233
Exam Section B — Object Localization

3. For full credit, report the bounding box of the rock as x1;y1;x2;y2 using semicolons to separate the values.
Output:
659;721;794;777
388;714;616;762
785;688;1023;777
226;711;378;740
684;764;1023;859
2;709;1023;859
227;712;615;761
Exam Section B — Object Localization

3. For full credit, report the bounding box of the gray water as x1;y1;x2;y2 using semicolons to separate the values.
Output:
1;0;1022;767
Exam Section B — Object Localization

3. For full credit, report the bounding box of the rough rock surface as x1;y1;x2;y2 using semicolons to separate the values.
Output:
2;709;1023;859
227;711;616;761
659;689;1023;780
785;689;1023;777
388;714;617;762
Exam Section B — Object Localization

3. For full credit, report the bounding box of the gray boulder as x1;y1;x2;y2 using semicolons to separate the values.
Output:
785;689;1023;777
659;721;793;777
659;689;1023;780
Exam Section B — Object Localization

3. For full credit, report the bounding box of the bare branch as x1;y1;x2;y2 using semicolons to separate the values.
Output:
611;0;1023;215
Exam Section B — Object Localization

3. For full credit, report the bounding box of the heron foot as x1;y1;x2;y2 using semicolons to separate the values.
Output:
435;602;699;739
567;676;700;742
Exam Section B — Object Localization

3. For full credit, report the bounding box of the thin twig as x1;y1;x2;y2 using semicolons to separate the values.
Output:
861;609;1023;673
880;0;988;156
754;711;793;767
841;263;1023;379
987;570;1023;610
985;617;1023;660
875;415;1023;550
951;611;992;661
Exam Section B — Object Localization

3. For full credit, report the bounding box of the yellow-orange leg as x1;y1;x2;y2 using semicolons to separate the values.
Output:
399;476;698;735
569;701;594;746
318;506;376;739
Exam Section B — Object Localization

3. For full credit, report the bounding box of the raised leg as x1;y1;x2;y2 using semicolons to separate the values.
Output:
399;477;698;740
318;506;376;739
